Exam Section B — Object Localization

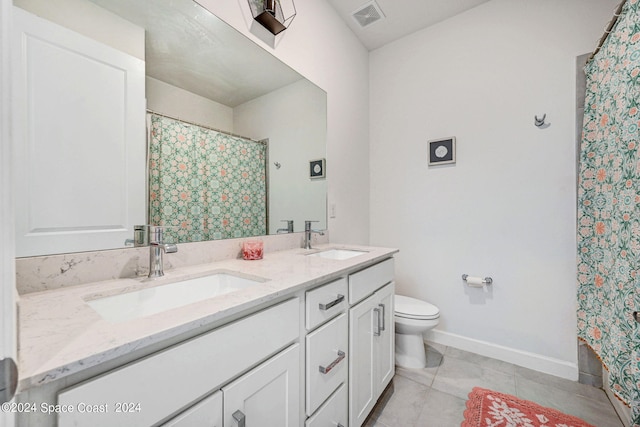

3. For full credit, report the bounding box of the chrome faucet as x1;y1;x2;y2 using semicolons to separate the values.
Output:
276;220;294;234
304;220;324;250
124;225;149;247
148;226;178;278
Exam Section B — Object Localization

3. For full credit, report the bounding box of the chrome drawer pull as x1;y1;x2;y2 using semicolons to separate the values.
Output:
373;307;381;336
319;294;345;310
319;350;346;374
232;410;245;427
379;303;385;331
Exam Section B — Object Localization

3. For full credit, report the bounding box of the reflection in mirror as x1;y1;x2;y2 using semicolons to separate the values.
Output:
13;0;326;256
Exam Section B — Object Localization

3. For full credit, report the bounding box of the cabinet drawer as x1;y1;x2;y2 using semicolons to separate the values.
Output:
306;383;347;427
306;313;348;416
161;391;222;427
58;298;300;427
306;277;348;330
348;258;394;305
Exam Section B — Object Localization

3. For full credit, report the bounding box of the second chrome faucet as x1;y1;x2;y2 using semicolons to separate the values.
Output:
304;220;324;250
148;225;178;278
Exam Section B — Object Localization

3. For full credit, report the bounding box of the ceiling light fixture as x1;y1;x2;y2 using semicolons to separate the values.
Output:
248;0;296;35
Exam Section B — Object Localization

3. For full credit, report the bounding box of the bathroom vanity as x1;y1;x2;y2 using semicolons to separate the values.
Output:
14;244;397;427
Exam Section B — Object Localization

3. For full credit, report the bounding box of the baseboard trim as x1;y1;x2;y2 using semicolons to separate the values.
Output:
425;329;579;381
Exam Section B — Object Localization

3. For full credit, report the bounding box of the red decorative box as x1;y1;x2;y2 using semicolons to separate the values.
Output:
242;240;263;260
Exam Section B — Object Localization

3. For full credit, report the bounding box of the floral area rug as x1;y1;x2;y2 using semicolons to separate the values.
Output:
461;387;596;427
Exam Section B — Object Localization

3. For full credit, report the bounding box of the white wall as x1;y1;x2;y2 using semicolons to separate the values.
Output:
146;77;234;132
369;0;618;378
234;79;327;234
196;0;370;244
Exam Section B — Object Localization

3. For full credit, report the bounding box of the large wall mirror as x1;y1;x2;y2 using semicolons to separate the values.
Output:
13;0;327;257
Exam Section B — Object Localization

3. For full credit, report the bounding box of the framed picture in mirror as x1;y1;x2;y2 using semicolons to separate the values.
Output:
428;137;456;166
310;158;326;179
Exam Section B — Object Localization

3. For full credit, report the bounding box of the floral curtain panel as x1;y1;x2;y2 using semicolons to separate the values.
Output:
577;0;640;422
149;115;267;242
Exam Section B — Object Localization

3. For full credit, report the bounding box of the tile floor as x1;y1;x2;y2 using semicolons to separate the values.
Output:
364;342;625;427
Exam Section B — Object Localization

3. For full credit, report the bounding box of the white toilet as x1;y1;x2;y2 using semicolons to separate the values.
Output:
394;295;440;369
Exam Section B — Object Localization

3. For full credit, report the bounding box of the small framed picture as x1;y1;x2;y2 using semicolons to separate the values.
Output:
428;137;456;166
309;158;326;179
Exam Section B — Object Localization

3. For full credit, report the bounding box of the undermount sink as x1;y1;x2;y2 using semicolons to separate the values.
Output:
86;272;265;322
306;249;368;260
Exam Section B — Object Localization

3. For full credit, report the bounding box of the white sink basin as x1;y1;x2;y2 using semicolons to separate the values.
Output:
87;273;264;322
307;249;367;260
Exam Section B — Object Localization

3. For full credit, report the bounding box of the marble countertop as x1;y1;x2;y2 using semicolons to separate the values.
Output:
17;244;398;391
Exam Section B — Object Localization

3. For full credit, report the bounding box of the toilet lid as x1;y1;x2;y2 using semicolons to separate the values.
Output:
395;295;439;320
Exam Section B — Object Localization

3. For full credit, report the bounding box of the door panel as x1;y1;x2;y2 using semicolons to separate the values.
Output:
223;344;300;427
375;283;395;392
12;7;145;256
348;293;377;427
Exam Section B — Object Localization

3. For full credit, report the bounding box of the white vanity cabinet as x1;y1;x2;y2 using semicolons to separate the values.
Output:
348;260;395;427
16;252;398;427
57;298;300;427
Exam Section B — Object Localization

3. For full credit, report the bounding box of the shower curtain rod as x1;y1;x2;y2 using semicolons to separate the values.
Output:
587;0;626;63
146;109;265;144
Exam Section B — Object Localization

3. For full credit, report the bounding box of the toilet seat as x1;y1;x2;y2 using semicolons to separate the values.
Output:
395;295;439;320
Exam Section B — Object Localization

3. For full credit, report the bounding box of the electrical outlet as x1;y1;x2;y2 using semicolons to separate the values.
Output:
329;203;336;218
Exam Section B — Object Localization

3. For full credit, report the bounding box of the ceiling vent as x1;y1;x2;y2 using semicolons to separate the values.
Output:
351;1;385;28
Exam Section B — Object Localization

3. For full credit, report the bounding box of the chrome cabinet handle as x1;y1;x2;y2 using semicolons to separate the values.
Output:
319;294;345;310
379;303;385;331
373;307;381;336
232;410;245;427
319;350;346;374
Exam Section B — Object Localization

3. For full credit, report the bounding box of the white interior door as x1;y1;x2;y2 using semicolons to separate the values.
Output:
11;7;146;257
1;1;17;426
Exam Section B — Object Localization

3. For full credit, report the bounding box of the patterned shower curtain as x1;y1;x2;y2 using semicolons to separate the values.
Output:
577;0;640;423
148;114;266;243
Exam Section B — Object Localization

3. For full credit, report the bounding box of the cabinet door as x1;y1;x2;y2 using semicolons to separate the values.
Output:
348;293;377;427
161;391;222;427
374;282;395;394
223;344;300;427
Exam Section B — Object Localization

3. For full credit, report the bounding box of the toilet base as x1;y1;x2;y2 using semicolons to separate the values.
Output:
395;332;427;369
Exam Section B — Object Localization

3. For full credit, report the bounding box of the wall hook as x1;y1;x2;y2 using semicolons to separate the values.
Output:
534;114;548;128
273;162;281;169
